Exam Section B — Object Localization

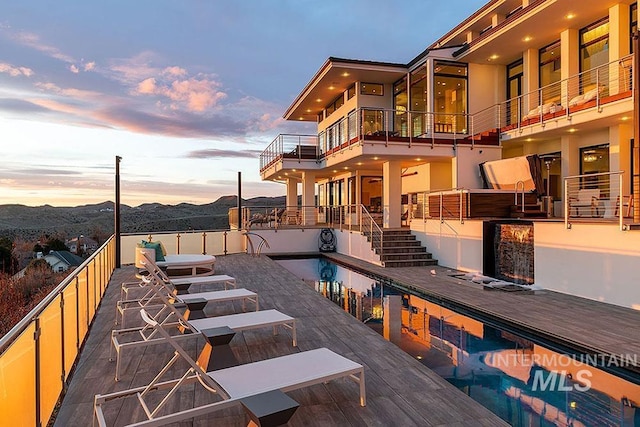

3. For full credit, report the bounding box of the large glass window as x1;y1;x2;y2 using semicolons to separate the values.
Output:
393;77;408;136
361;177;382;213
410;66;427;136
433;61;467;133
580;144;610;198
507;59;523;124
539;41;561;104
580;18;609;92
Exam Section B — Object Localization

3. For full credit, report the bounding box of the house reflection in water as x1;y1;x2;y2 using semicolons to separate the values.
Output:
277;257;640;427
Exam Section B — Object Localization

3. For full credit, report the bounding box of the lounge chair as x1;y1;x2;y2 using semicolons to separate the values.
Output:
122;251;236;301
94;309;365;426
111;292;296;380
135;246;216;277
116;256;258;328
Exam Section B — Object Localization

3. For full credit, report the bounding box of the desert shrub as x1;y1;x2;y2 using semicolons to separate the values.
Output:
0;266;67;336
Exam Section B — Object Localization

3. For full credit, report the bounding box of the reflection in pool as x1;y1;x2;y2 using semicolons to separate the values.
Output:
276;257;640;427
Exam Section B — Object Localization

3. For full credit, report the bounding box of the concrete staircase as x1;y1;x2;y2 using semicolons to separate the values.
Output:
367;229;438;268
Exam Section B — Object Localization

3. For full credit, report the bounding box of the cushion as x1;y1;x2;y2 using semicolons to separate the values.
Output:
158;240;168;256
140;240;165;262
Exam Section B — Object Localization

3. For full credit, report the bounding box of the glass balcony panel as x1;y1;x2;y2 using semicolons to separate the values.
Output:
77;270;88;339
62;284;78;375
0;324;37;426
38;297;63;423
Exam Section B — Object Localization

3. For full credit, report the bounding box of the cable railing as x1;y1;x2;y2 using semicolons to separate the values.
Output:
259;134;318;170
564;171;625;230
416;188;467;224
0;236;116;427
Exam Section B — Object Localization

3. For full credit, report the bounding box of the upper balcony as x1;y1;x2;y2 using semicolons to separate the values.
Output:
260;108;500;179
261;53;635;182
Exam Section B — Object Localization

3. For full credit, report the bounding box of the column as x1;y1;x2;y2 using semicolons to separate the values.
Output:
383;161;402;228
560;135;580;217
610;124;632;197
561;28;579;104
285;178;297;211
383;295;402;344
608;4;631;95
301;171;316;225
523;48;539;111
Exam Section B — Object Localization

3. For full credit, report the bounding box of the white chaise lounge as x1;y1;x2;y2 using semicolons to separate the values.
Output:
94;309;365;426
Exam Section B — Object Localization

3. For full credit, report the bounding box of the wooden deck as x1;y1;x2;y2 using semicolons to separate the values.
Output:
324;252;640;379
54;254;507;426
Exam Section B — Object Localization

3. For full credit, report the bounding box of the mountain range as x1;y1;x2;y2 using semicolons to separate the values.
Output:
0;195;285;241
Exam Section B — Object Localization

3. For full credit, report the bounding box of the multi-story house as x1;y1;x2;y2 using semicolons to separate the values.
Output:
259;0;640;309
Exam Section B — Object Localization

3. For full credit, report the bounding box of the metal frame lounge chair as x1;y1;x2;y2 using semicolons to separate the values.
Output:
122;251;236;301
111;274;296;380
94;309;365;426
116;257;258;328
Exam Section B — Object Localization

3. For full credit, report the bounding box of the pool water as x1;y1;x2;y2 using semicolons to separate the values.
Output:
276;257;640;427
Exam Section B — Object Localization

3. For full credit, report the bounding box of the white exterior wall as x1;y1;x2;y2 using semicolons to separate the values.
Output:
453;145;502;189
241;228;380;265
411;219;640;310
333;229;382;265
467;63;503;113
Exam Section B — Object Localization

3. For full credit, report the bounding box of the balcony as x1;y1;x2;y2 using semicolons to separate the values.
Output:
260;109;499;175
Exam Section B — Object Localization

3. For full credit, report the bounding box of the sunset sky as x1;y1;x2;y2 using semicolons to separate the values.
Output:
0;0;485;207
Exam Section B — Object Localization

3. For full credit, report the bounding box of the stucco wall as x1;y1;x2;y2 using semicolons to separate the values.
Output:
411;218;640;310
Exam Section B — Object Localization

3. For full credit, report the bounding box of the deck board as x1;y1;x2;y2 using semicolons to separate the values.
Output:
54;254;508;426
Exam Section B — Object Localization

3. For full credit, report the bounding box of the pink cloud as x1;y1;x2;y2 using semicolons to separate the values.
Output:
84;61;96;71
12;30;75;63
69;64;80;73
0;62;34;77
162;66;187;77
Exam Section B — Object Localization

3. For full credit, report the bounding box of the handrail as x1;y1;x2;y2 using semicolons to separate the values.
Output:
360;205;384;258
515;181;525;212
0;235;115;353
242;231;270;256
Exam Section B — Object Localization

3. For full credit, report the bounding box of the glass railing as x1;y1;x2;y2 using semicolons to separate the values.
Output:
121;230;246;264
0;236;116;427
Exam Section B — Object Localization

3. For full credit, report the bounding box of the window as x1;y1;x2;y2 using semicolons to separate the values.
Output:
507;59;523;125
347;84;356;100
580;144;610;197
58;266;64;272
317;112;324;123
433;61;468;133
360;83;383;96
539;40;561;104
410;66;427;136
580;18;609;92
393;77;408;136
324;94;344;118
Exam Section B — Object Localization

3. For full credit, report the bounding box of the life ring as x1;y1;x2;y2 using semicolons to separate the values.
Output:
318;228;336;252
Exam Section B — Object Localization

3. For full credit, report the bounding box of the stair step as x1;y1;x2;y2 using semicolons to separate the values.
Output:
383;259;438;268
380;253;433;261
372;240;422;248
377;246;427;254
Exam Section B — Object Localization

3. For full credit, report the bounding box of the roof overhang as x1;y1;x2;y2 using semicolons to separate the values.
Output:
284;57;407;122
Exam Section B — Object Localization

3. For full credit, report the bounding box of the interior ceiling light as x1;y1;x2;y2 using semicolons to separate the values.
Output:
356;162;363;166
566;13;575;20
316;98;322;102
328;85;335;90
373;156;379;160
568;128;577;133
342;72;350;77
489;54;499;61
523;36;532;42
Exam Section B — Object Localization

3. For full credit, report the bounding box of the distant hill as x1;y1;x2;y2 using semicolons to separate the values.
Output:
0;196;285;241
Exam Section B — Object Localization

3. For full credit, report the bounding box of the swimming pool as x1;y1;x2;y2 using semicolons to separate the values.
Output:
276;257;640;427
